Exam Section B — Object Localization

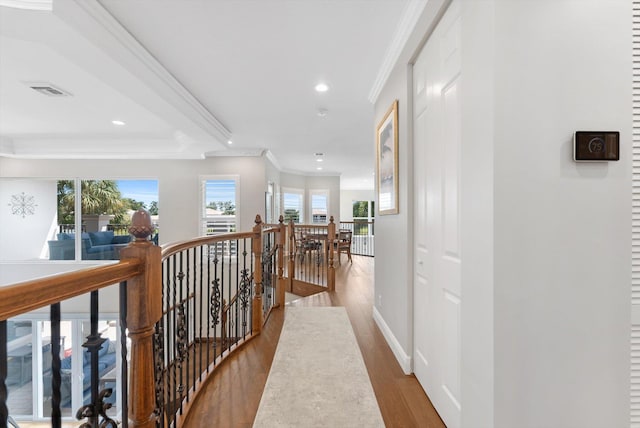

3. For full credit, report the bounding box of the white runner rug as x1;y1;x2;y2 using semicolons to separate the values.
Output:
253;306;385;428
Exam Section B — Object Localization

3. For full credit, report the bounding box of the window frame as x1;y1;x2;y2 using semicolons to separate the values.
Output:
200;175;240;235
309;189;330;224
281;187;305;224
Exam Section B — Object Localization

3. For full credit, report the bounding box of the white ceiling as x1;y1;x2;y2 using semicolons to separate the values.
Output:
0;0;412;189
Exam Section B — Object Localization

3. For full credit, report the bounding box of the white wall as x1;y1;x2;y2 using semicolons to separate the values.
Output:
459;1;495;426
0;178;58;260
374;0;630;426
374;62;413;366
492;1;630;427
280;172;341;224
0;156;267;245
339;189;374;221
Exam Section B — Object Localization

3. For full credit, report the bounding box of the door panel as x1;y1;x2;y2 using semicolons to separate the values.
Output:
413;2;461;427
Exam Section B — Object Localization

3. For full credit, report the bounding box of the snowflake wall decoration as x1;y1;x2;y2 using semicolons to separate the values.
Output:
8;192;38;218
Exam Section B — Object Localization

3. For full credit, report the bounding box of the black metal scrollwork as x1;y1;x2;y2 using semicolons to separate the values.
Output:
238;269;252;312
176;303;188;364
210;278;221;326
76;389;117;428
153;325;165;422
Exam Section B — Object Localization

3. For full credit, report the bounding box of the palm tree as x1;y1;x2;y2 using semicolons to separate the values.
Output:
57;180;126;224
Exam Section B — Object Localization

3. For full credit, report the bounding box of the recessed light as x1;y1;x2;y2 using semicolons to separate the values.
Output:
227;140;233;145
316;158;323;162
317;167;323;171
112;120;125;126
314;83;329;93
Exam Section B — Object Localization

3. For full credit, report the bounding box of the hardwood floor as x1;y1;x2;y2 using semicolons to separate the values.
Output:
183;256;445;428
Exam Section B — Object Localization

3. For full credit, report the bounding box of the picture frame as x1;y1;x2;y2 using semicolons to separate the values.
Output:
376;100;399;215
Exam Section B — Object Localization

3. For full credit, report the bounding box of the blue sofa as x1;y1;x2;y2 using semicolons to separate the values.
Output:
43;340;117;406
48;231;131;260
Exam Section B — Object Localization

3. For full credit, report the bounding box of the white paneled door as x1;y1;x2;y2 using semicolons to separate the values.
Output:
413;2;461;427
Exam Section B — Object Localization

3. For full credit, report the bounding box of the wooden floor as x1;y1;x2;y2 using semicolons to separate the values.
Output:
183;256;445;428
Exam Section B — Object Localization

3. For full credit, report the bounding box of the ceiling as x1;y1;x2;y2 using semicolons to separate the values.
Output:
0;0;413;189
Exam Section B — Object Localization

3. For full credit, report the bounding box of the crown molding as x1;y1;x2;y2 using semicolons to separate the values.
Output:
53;0;231;145
368;0;428;104
264;150;282;171
0;0;52;11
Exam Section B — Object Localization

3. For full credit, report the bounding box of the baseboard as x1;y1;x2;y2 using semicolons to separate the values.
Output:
372;306;412;375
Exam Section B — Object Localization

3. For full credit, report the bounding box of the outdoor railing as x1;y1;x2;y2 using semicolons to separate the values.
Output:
0;212;285;428
338;220;375;257
58;224;86;234
106;224;133;236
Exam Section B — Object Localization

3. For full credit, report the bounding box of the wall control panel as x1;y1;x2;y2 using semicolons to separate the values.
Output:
574;131;619;162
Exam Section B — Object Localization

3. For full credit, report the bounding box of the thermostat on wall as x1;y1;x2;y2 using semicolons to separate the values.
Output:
574;131;619;162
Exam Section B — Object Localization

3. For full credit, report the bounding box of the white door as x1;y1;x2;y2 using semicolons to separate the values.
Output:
413;2;462;427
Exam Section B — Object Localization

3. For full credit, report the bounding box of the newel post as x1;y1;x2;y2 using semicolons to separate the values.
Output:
288;220;295;293
120;210;162;428
328;216;336;292
277;215;286;306
252;215;264;334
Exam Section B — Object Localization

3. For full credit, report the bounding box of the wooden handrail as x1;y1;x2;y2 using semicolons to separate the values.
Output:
0;259;143;321
161;231;254;260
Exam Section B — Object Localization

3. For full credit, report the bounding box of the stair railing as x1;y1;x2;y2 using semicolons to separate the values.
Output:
0;212;285;428
285;216;336;295
153;215;285;427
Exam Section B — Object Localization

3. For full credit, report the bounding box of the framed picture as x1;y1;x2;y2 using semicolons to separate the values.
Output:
376;100;399;215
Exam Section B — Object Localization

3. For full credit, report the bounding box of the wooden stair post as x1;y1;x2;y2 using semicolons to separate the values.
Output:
120;209;162;428
252;215;264;334
328;216;336;292
277;215;286;306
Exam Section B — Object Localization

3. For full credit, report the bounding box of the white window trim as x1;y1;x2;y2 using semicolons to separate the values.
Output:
281;187;305;224
200;175;240;235
309;189;330;224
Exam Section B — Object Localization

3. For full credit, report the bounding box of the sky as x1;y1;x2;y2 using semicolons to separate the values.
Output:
205;179;236;205
116;180;158;208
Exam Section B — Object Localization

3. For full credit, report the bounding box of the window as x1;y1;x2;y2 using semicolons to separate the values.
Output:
352;200;375;236
310;190;329;223
0;178;158;262
5;317;122;421
201;176;238;235
282;188;304;224
58;179;158;261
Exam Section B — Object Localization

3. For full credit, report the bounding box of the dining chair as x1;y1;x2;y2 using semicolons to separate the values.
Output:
335;229;352;264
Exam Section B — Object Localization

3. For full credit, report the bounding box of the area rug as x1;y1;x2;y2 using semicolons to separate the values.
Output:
253;306;385;428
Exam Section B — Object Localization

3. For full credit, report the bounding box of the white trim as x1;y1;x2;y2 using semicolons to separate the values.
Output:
54;0;231;145
0;0;52;11
368;0;428;104
264;150;282;171
200;175;240;235
372;306;412;374
282;187;305;224
309;188;330;224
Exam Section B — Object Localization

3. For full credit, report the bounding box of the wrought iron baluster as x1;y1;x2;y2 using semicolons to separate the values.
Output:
176;252;184;416
199;245;204;382
212;245;220;360
50;303;62;428
76;290;116;427
206;245;211;373
233;239;238;345
170;254;178;423
119;281;130;428
249;238;254;333
1;319;7;428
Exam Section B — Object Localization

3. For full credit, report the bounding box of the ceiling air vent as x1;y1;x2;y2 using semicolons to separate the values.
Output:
25;82;72;97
